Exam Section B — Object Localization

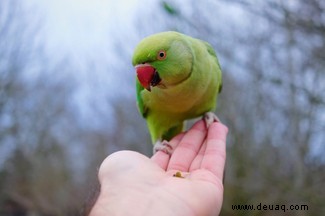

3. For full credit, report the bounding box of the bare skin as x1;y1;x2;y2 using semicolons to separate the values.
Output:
153;112;221;154
89;120;228;216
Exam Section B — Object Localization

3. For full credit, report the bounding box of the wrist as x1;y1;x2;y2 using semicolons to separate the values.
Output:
89;186;196;216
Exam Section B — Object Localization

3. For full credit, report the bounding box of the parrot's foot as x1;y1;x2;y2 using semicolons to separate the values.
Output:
203;112;221;128
153;140;173;155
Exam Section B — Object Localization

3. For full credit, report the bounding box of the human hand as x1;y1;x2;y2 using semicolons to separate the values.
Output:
89;120;228;216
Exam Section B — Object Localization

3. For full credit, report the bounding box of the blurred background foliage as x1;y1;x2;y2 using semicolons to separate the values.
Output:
0;0;324;215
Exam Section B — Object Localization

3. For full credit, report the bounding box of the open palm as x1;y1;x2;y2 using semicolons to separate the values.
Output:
90;120;228;216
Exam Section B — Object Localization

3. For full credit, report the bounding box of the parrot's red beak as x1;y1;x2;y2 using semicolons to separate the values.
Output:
135;64;161;91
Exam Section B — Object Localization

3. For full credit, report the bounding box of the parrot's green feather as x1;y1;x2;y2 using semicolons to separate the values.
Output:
133;31;222;144
201;40;223;93
161;123;184;141
136;79;148;118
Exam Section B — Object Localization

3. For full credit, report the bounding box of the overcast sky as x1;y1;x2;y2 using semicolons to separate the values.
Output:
27;0;163;96
30;0;139;56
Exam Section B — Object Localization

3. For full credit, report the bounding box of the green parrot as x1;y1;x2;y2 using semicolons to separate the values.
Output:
132;31;222;154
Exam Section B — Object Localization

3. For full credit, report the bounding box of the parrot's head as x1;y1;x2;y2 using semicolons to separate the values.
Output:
132;31;193;91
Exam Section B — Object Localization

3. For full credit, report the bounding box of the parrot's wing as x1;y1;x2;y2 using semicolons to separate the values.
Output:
136;79;148;118
200;40;223;93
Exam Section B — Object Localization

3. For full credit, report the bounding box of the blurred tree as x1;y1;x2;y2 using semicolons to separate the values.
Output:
0;1;153;214
0;0;84;215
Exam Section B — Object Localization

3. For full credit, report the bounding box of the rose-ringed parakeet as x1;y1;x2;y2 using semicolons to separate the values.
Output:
132;31;222;154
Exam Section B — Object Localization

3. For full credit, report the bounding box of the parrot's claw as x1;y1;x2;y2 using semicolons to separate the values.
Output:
153;140;173;155
203;112;221;128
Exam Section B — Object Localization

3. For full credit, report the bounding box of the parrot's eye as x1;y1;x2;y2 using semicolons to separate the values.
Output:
157;50;167;60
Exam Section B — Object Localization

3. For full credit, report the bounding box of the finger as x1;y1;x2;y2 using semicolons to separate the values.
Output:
167;120;207;172
200;122;228;180
151;132;185;170
189;138;207;171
